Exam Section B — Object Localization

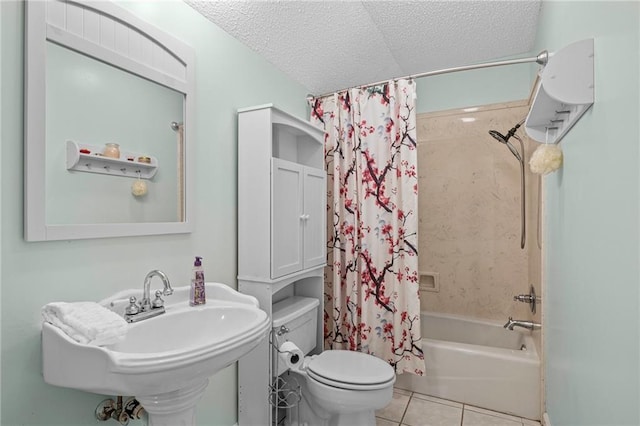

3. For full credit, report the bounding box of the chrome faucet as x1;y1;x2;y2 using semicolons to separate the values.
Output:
124;270;173;323
141;270;173;311
503;316;541;331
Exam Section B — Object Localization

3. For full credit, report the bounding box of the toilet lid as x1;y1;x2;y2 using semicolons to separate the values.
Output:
306;350;395;390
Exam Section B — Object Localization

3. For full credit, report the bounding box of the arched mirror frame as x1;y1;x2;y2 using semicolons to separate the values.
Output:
24;0;195;241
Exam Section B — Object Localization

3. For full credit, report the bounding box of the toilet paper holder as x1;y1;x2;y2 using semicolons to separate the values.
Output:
269;329;302;420
268;376;301;409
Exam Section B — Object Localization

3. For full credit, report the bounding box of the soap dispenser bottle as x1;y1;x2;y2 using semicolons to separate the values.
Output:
190;256;206;306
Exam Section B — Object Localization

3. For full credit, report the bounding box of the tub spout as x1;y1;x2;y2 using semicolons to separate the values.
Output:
504;316;541;331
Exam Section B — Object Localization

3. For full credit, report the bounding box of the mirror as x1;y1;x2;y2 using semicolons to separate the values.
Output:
46;42;184;225
25;0;195;241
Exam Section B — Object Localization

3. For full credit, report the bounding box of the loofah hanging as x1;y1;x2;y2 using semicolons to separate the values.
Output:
131;179;148;197
529;144;563;175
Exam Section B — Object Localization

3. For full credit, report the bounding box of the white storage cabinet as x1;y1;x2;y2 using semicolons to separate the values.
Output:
237;105;326;426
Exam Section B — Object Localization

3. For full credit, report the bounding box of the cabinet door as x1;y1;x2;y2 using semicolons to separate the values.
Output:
271;158;304;278
303;167;326;269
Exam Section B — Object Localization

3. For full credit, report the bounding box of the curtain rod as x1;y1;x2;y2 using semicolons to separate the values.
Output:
306;50;549;101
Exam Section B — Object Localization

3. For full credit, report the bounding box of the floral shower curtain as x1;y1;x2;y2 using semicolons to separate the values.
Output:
310;80;424;375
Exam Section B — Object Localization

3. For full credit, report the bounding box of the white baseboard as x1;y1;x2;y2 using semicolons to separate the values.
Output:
543;412;552;426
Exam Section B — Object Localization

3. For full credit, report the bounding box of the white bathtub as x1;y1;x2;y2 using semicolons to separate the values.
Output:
395;311;541;420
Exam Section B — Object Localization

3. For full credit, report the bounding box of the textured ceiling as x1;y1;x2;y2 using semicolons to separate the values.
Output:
185;1;541;96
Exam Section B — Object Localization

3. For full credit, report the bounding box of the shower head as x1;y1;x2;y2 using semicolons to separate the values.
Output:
488;120;525;162
489;130;522;161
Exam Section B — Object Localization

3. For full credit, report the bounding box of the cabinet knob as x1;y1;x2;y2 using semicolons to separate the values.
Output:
300;214;310;221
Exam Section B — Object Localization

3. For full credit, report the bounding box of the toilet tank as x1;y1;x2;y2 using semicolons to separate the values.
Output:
272;296;319;375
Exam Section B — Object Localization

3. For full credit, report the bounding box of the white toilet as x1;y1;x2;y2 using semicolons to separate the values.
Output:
272;296;396;426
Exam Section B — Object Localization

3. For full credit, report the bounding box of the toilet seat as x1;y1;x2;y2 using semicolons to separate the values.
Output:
307;369;395;391
306;350;396;391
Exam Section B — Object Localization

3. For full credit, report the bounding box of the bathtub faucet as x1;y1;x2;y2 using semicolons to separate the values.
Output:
503;316;541;331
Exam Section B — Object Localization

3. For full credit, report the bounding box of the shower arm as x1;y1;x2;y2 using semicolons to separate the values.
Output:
506;119;525;141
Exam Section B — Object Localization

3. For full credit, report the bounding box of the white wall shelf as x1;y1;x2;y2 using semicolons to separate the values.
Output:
525;38;594;144
66;140;158;179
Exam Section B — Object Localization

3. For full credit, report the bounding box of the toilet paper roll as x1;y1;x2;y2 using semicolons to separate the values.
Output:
278;341;304;370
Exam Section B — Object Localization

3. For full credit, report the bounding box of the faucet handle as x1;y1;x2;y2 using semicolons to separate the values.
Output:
125;297;140;315
152;290;165;308
512;285;538;314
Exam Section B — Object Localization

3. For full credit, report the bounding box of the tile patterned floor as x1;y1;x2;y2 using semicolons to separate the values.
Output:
375;388;541;426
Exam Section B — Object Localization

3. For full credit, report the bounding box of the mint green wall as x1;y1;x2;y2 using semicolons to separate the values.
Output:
534;2;640;425
416;63;533;113
0;0;3;416
5;1;639;425
0;1;309;425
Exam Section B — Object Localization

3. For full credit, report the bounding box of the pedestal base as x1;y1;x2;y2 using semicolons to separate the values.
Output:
136;379;209;426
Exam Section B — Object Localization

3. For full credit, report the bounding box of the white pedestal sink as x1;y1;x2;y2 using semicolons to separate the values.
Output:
42;282;270;426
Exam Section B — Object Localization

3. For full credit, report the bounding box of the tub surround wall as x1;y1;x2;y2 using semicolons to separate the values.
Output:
417;101;542;324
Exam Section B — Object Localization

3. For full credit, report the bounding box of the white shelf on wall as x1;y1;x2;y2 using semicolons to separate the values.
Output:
65;140;158;179
525;38;595;144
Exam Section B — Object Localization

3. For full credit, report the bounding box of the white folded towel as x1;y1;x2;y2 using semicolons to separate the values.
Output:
42;302;128;346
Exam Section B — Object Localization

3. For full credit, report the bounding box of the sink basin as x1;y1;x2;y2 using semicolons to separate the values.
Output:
42;282;270;398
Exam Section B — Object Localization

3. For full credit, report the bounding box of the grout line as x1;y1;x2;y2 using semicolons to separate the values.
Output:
400;394;538;426
398;391;413;425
